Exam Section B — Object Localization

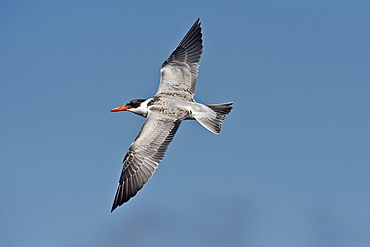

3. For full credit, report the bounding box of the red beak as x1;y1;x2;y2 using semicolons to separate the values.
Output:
110;105;130;112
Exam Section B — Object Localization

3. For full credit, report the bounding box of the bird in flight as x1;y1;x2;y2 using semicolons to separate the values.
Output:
110;19;233;212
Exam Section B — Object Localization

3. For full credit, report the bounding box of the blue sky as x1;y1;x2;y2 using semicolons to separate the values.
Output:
1;1;370;246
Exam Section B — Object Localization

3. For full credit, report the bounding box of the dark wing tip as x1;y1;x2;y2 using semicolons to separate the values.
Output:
111;185;121;212
111;182;136;212
111;179;141;212
164;19;203;65
111;157;145;212
111;183;125;212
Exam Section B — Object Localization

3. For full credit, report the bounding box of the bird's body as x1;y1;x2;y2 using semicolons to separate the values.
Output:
110;19;233;212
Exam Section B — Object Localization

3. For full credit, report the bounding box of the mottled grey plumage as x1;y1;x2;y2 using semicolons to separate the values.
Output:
111;19;233;212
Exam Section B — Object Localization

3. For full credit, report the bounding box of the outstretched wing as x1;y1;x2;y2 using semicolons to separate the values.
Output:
111;112;182;212
157;18;203;99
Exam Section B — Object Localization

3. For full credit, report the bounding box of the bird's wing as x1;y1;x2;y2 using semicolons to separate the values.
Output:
111;112;182;212
156;18;203;99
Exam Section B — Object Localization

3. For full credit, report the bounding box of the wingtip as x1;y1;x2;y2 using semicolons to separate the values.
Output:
196;18;201;26
111;200;118;212
111;196;124;212
111;183;121;212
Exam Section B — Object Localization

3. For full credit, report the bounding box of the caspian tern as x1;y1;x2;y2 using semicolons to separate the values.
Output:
110;19;233;212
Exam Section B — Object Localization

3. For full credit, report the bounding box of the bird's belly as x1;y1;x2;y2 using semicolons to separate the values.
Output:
149;104;191;119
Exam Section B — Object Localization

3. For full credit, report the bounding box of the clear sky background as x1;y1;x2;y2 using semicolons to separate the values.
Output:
1;1;369;246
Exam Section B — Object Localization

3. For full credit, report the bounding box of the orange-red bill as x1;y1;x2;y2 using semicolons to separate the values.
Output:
110;105;130;112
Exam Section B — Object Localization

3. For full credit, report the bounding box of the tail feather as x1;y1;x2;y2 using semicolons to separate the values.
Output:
196;102;233;134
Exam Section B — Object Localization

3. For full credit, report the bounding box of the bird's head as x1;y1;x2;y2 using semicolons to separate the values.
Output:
110;99;149;117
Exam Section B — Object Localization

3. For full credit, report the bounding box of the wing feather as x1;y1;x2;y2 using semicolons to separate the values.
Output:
157;19;203;98
111;112;182;212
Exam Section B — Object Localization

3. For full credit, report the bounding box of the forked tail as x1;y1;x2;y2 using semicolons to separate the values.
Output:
196;102;233;134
